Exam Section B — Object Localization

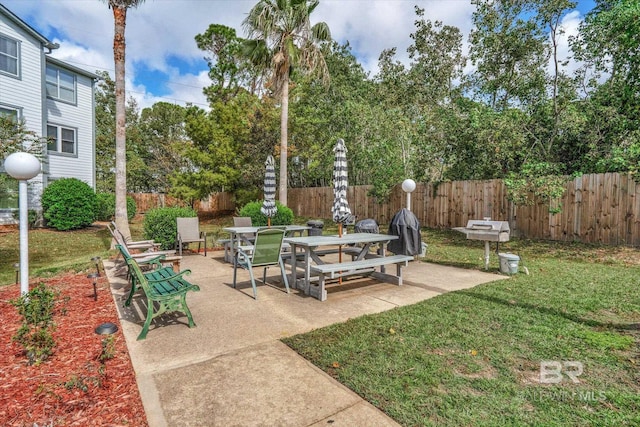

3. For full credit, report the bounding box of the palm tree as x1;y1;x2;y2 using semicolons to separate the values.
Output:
103;0;146;240
243;0;331;206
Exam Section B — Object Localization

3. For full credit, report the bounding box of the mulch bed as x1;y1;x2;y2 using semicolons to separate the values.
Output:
0;272;148;426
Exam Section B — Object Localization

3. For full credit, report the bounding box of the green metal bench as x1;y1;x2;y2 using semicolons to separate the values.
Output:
116;244;175;307
309;255;413;301
125;257;200;340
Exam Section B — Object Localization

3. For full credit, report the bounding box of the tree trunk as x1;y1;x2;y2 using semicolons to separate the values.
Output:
112;5;131;239
279;76;289;206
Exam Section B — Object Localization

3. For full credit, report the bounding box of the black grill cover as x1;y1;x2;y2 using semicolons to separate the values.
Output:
388;208;422;255
355;218;379;234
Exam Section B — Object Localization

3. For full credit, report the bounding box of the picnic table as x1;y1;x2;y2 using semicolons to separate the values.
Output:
283;233;413;301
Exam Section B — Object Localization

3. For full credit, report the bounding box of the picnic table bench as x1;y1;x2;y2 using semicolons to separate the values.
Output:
309;254;413;301
125;257;200;340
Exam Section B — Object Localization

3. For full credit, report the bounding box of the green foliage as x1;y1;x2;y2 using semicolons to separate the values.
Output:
143;206;197;250
10;283;58;365
504;162;567;213
234;188;262;208
95;193;137;221
11;209;39;228
41;178;97;231
238;201;293;226
99;335;117;362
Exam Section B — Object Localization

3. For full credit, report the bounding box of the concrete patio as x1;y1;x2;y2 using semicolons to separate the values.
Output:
105;250;506;427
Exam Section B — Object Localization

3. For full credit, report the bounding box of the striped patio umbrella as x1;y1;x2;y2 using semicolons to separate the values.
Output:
260;155;277;226
331;138;354;234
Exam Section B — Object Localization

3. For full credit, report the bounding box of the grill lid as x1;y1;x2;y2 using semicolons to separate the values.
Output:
452;219;511;242
465;220;510;232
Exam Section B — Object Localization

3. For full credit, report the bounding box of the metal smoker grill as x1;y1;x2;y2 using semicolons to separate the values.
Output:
452;219;510;270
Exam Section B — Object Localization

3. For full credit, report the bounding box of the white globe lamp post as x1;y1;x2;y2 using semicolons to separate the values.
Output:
401;178;416;211
4;152;41;295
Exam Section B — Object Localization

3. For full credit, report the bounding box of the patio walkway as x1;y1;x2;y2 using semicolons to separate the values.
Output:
105;250;506;427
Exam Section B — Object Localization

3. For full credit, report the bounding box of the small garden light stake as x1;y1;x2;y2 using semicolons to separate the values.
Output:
87;272;99;301
13;262;20;285
91;256;102;277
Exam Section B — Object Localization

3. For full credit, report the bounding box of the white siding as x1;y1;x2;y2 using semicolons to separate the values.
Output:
0;11;45;210
0;14;44;137
46;71;95;189
1;6;96;215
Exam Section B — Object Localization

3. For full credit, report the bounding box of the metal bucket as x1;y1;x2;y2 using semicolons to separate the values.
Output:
498;253;520;275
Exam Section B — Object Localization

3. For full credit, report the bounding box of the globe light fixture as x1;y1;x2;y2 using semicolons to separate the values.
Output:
401;178;416;211
4;152;41;295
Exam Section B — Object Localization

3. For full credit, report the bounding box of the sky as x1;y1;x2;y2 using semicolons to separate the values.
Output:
3;0;596;110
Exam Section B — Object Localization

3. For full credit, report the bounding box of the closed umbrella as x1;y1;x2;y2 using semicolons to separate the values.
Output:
331;139;354;282
261;155;277;227
331;138;354;232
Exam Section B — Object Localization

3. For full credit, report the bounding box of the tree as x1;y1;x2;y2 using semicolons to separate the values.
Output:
243;0;331;206
103;0;146;240
195;24;264;102
0;116;45;210
94;71;146;193
407;6;466;106
467;0;547;110
289;42;374;188
138;102;189;193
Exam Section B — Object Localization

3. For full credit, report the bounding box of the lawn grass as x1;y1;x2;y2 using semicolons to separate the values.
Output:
4;218;639;425
0;225;114;286
283;229;640;426
0;217;233;286
0;215;336;286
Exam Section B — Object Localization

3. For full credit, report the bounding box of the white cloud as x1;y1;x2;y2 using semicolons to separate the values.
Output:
555;10;582;75
2;0;590;109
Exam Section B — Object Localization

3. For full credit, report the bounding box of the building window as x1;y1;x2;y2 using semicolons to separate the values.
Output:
0;34;19;77
0;105;19;122
46;66;76;103
47;124;76;155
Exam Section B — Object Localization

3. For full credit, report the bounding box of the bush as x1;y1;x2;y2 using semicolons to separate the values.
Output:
41;178;96;231
12;209;40;228
234;188;261;209
10;283;59;365
95;193;137;222
143;206;197;250
238;201;293;226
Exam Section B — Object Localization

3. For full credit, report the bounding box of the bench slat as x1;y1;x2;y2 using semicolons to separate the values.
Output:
311;255;413;274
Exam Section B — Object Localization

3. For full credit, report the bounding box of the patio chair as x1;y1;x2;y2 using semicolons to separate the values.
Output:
233;228;290;300
233;216;252;227
109;222;176;258
108;221;160;251
176;217;207;256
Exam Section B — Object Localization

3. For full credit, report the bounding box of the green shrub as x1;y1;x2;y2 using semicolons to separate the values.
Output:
12;209;40;228
41;178;96;231
10;283;59;365
238;201;293;226
95;193;137;221
143;206;197;250
234;188;261;208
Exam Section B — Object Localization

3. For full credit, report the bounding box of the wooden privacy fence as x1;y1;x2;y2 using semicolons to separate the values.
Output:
131;172;640;246
288;172;640;247
129;192;235;216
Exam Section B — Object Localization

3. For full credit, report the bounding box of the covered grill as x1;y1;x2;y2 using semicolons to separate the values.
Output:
452;219;510;269
355;218;379;234
388;208;422;256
